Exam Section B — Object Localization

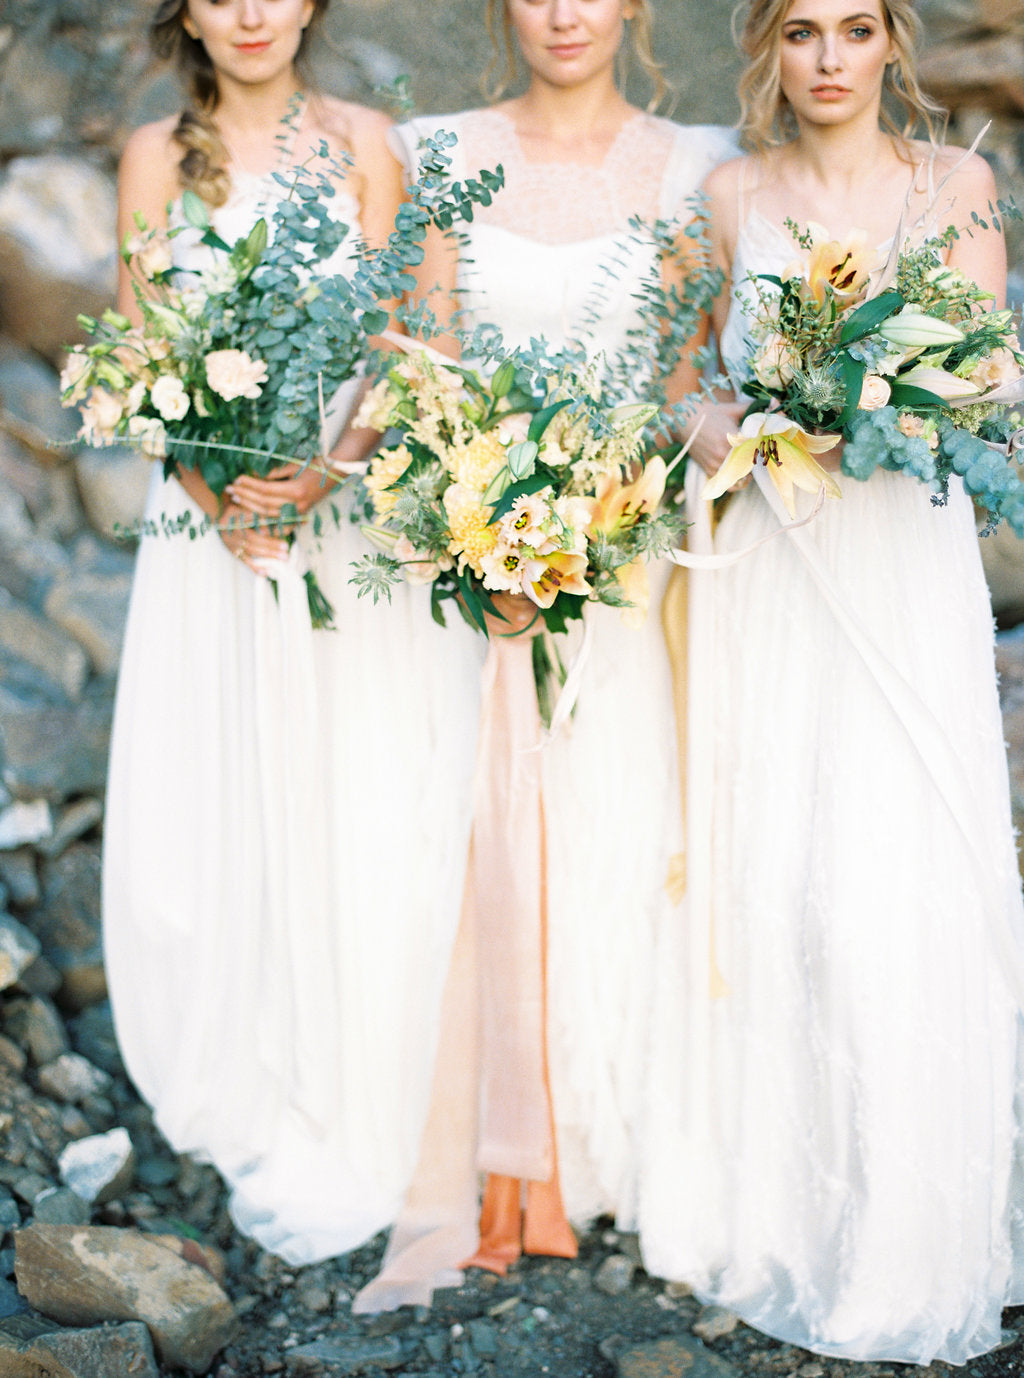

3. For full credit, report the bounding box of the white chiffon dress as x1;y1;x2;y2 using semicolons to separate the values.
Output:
383;110;735;1239
103;162;481;1264
639;204;1024;1363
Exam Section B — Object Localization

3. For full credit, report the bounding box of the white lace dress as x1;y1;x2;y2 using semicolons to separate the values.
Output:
396;109;736;1227
639;206;1024;1363
103;166;481;1264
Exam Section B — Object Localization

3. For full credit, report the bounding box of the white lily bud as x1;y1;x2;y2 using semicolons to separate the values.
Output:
898;364;980;401
877;308;964;350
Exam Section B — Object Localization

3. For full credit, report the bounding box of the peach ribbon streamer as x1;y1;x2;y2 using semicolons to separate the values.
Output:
662;464;730;999
354;631;566;1312
472;632;554;1180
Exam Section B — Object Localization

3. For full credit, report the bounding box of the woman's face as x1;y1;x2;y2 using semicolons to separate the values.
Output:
777;0;895;129
182;0;315;85
506;0;634;91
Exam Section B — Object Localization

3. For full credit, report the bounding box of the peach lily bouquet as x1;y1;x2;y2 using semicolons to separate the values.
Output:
706;219;1024;529
349;342;681;648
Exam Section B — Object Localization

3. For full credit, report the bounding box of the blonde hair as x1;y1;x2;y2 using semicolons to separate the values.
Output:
734;0;943;150
150;0;329;207
483;0;668;111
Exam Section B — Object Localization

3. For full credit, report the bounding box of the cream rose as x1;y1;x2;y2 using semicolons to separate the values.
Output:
858;374;892;411
969;347;1022;393
753;335;800;390
126;229;174;279
394;534;443;586
79;389;124;445
205;349;269;402
150;374;191;421
59;352;92;405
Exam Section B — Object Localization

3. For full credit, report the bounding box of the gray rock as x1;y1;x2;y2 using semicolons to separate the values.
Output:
44;570;131;678
285;1336;406;1374
594;1253;637;1297
466;1319;498;1359
36;798;103;862
31;1186;91;1227
29;845;104;1010
0;1036;26;1076
0;850;37;908
615;1336;741;1378
13;1225;237;1373
0;1313;159;1378
58;1129;134;1205
0;1276;28;1320
0;155;116;363
74;445;152;544
692;1305;740;1342
0;589;89;701
0;1188;20;1236
9;1176;52;1210
0;342;79;458
2;995;68;1066
0;800;51;850
0;912;40;991
37;1053;111;1105
0;678;114;803
15;953;62;999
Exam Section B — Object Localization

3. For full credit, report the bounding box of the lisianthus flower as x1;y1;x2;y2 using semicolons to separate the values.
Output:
969;347;1022;393
79;388;125;446
586;457;667;536
481;541;527;594
59;351;92;405
805;224;875;307
205;349;268;402
702;412;841;516
127;414;168;459
126;229;174;279
521;549;591;609
150;374;190;421
498;492;554;548
753;334;801;390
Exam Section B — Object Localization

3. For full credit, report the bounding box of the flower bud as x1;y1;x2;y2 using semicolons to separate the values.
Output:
877;308;964;350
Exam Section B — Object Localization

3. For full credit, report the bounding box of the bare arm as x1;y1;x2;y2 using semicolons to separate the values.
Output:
942;152;1007;308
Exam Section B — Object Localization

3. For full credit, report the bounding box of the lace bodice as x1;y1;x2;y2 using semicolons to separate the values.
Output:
394;111;736;365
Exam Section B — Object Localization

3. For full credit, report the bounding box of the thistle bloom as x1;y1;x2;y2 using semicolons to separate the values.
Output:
702;412;841;516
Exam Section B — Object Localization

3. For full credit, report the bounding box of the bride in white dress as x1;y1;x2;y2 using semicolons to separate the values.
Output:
354;0;735;1310
103;0;479;1265
640;0;1024;1363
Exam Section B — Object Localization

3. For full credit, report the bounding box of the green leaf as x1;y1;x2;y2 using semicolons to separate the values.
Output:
887;382;949;411
491;357;517;398
487;473;552;525
244;217;268;265
456;570;489;635
180;190;210;232
834;352;866;430
837;289;904;347
527;398;571;445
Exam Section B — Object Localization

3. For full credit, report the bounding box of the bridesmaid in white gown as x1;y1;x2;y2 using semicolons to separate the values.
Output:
355;0;735;1309
103;0;479;1265
641;0;1024;1363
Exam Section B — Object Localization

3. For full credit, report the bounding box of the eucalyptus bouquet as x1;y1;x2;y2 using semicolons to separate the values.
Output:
60;129;503;626
349;343;681;642
704;220;1024;526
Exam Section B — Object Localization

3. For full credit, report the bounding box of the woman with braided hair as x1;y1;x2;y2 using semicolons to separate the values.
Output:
103;0;480;1266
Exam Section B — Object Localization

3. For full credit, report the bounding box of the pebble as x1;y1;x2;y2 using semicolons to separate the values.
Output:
594;1253;637;1296
31;1185;90;1226
664;1277;694;1299
693;1304;741;1342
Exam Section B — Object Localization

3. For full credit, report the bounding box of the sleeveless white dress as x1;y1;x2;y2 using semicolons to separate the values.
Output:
394;109;736;1227
639;205;1024;1363
103;164;481;1264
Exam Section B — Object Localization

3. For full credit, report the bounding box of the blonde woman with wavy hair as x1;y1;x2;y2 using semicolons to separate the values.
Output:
640;0;1024;1364
104;0;482;1271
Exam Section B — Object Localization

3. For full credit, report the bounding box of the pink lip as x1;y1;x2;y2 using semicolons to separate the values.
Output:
811;85;850;97
235;41;272;53
548;43;587;58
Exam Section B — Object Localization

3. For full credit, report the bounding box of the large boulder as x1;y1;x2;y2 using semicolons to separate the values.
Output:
13;1225;238;1374
0;1315;159;1378
0;157;116;363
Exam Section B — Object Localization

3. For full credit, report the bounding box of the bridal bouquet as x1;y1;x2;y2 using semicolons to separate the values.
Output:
60;129;503;626
348;344;681;639
705;220;1024;528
